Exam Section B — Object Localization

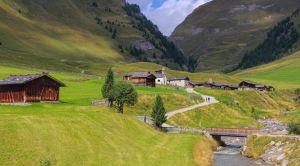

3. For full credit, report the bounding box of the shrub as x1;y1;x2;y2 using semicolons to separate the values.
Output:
40;159;55;166
295;88;300;95
288;123;300;135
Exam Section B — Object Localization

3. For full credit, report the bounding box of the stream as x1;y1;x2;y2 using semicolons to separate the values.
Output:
213;146;265;166
213;119;287;166
213;137;273;166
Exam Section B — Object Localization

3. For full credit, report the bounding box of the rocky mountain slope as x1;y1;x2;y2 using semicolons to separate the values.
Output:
0;0;186;74
171;0;300;72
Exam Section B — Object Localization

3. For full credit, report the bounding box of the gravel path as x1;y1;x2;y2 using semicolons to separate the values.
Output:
165;88;218;119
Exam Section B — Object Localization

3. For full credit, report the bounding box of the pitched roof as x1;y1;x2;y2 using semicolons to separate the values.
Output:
0;74;65;86
240;80;266;87
167;77;189;81
125;72;156;78
204;82;238;88
154;73;165;78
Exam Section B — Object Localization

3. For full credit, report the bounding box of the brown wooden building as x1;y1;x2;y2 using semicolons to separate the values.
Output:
239;81;275;91
0;73;65;103
203;82;238;90
123;72;156;87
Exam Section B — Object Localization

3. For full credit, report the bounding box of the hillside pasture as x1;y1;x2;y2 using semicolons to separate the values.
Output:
234;51;300;89
168;88;296;129
0;66;215;166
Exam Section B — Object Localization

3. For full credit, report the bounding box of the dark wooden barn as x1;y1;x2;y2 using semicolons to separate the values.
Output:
0;73;65;103
123;72;156;87
203;82;238;90
239;81;275;91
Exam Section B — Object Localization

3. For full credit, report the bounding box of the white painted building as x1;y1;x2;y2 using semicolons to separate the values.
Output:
167;77;190;88
154;68;167;85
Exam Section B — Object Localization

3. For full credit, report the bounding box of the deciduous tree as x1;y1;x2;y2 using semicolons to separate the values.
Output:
113;81;138;113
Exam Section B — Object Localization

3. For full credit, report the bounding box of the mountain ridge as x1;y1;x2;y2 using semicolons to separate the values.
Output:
171;0;300;72
0;0;186;74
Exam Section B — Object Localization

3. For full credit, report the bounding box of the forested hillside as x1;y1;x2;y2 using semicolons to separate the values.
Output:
0;0;186;74
171;0;300;72
238;8;300;69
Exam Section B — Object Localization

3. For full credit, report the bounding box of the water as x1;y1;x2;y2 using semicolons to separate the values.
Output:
213;138;273;166
214;149;260;166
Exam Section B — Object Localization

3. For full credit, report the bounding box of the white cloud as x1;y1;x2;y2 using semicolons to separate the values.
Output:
127;0;211;36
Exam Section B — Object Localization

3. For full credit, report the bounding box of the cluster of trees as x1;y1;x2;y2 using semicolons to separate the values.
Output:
104;24;117;39
91;2;98;8
101;68;138;113
101;68;167;128
95;17;121;39
129;46;144;57
122;3;188;70
104;7;112;12
239;12;300;69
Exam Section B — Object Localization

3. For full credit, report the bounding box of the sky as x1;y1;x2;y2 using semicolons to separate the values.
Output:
127;0;211;36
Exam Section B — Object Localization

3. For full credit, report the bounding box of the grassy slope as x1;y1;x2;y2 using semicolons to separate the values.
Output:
234;51;300;89
168;103;255;128
0;0;184;74
0;66;218;166
0;0;125;73
168;88;296;128
168;50;300;128
171;0;300;72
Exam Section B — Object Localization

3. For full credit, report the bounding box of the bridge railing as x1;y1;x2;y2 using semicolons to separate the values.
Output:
162;127;206;135
206;128;258;135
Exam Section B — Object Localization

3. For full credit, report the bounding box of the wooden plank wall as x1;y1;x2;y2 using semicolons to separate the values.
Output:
0;86;25;103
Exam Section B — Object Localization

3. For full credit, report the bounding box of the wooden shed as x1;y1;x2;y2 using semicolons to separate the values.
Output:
123;72;156;87
0;73;65;103
239;81;274;91
203;82;238;90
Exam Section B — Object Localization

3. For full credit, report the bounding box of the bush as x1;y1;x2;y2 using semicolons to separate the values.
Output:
288;123;300;135
40;159;55;166
295;88;300;95
251;107;259;120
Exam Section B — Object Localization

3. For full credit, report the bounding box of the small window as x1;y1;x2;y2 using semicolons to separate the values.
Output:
158;80;160;82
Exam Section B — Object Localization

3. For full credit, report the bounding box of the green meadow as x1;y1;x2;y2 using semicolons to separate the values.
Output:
0;65;218;166
234;51;300;89
0;50;299;165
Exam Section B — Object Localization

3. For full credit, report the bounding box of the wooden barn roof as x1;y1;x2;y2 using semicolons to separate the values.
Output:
125;72;156;78
0;74;66;87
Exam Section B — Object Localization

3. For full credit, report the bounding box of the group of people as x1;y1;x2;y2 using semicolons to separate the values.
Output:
205;97;211;103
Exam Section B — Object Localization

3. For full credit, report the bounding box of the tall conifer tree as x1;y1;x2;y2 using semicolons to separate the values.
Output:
102;68;114;107
151;95;167;128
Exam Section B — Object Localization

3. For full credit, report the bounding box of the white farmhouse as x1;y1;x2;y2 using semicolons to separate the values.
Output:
167;77;190;88
154;68;167;85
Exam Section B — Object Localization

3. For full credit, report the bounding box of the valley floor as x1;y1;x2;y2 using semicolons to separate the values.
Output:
0;66;216;166
0;64;299;165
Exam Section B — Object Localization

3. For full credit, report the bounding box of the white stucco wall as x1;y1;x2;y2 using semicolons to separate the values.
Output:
167;80;189;87
156;77;167;85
